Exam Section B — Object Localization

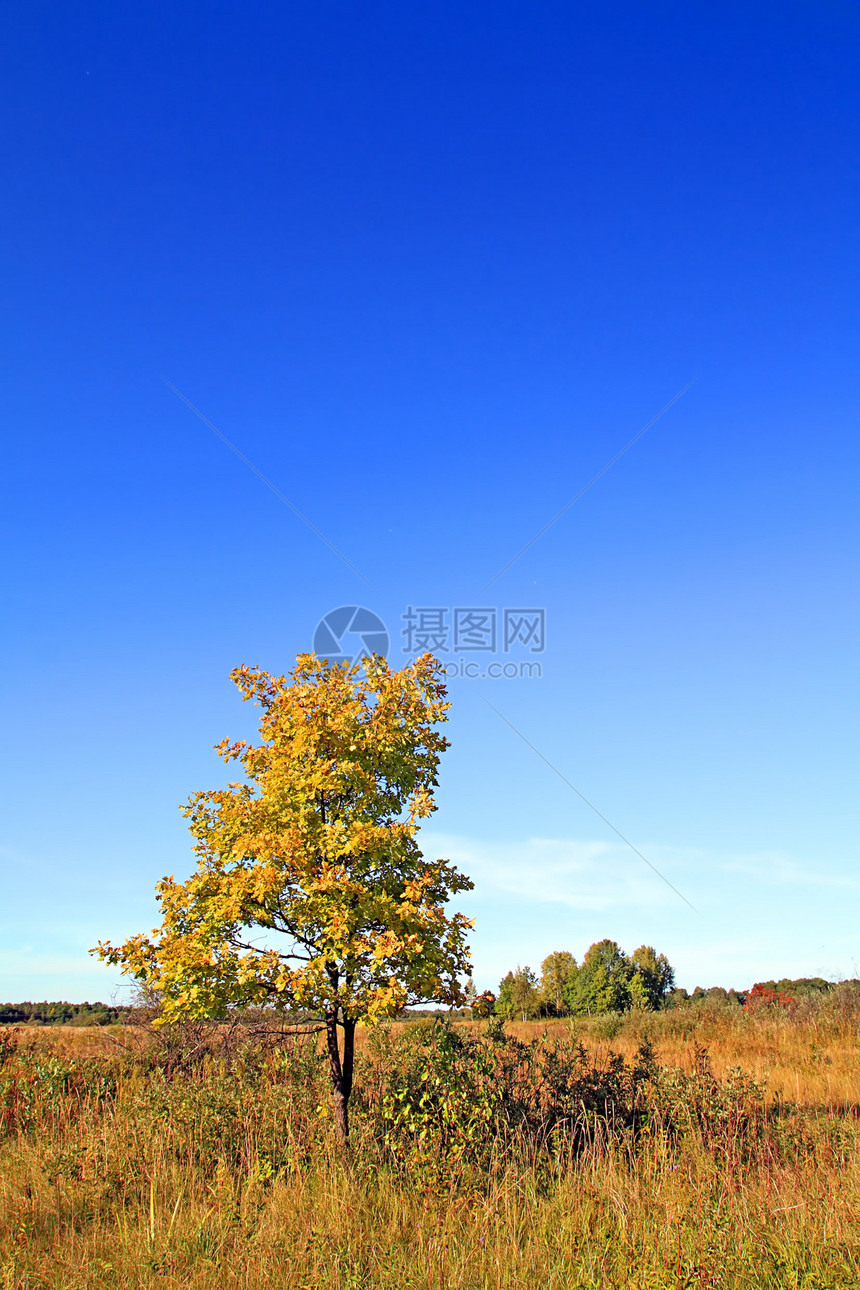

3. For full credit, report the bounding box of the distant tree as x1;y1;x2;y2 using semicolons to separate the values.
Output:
566;940;631;1015
540;951;578;1015
629;945;675;1010
511;965;539;1022
628;971;651;1011
757;978;832;1001
744;984;796;1013
497;966;540;1021
497;971;516;1020
472;989;497;1019
0;1000;128;1026
705;987;729;1003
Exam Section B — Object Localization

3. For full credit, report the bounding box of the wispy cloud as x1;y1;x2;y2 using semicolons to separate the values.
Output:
720;852;860;891
422;832;689;911
421;832;858;911
420;832;860;989
483;700;697;911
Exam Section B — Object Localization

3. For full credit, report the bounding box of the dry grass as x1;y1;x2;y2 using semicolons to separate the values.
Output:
500;1011;860;1110
2;1011;860;1289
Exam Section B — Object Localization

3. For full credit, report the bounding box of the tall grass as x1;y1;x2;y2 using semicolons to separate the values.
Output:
1;1012;859;1288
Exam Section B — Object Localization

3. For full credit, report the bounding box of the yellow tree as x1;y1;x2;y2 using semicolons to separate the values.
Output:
94;652;473;1143
540;950;578;1014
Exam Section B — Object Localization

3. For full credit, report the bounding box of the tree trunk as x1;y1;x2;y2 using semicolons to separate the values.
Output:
332;1085;349;1144
325;1012;356;1146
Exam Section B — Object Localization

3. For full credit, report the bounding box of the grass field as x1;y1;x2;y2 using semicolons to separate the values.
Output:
2;1007;859;1289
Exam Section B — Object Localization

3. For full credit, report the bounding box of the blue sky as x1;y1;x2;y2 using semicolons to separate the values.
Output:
2;2;858;1001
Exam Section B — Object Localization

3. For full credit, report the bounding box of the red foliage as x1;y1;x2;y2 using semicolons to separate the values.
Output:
743;983;797;1013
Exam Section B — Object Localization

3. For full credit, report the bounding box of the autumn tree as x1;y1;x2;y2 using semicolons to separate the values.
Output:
496;971;516;1020
512;965;539;1022
628;971;651;1011
540;951;578;1015
472;989;497;1018
497;966;539;1021
94;653;473;1144
629;945;674;1010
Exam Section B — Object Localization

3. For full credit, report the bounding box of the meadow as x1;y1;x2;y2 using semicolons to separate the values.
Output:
2;1002;860;1290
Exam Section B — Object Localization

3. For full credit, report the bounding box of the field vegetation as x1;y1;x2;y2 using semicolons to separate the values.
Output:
2;996;860;1289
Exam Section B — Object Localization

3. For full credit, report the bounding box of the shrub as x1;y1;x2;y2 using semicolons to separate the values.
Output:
376;1019;660;1184
744;984;797;1014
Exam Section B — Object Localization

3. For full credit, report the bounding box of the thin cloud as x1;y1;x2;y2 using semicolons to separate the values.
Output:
719;852;860;891
422;833;860;912
422;832;687;911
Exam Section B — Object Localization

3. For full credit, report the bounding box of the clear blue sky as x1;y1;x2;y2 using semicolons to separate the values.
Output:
2;2;858;1002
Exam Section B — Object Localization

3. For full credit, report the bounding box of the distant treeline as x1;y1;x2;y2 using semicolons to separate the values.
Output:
2;975;856;1028
677;978;845;1009
482;940;858;1021
0;1001;130;1026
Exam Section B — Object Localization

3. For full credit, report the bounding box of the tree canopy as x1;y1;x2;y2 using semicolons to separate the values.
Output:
540;951;578;1014
498;940;676;1018
497;965;540;1021
629;945;674;1009
566;939;631;1014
